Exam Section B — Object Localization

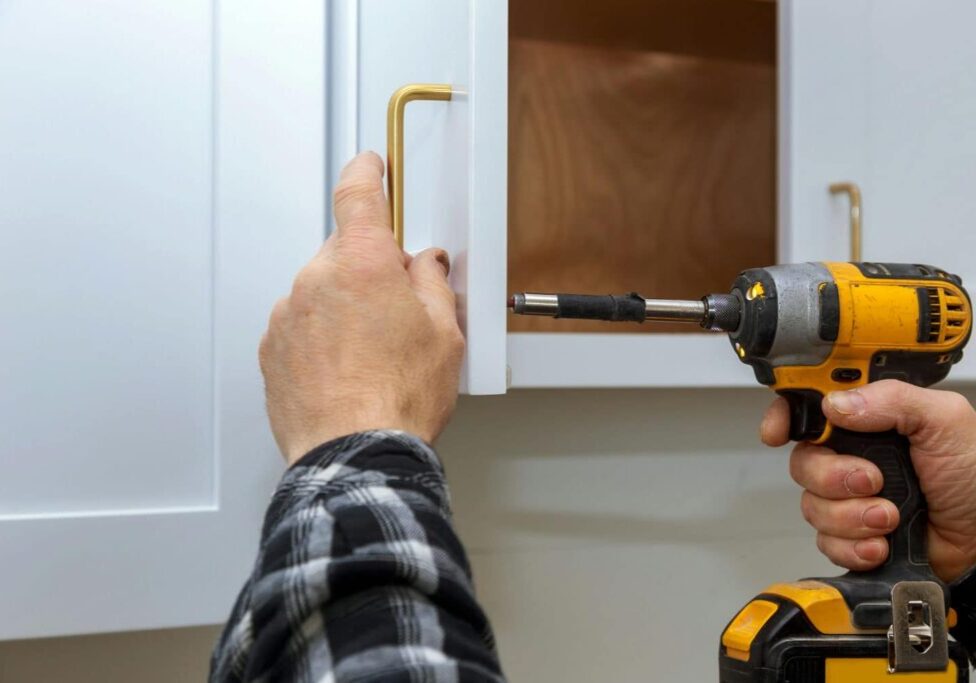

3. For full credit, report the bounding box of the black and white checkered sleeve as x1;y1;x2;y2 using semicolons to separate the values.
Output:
209;430;505;683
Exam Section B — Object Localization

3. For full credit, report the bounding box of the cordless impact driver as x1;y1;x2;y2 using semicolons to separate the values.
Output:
509;262;972;682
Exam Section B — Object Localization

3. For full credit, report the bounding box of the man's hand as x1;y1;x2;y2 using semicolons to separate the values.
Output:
761;381;976;582
259;152;464;465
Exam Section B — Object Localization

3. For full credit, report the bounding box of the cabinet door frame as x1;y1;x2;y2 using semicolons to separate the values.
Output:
0;0;325;639
327;0;509;395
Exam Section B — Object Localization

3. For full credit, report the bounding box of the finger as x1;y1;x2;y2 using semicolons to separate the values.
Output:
789;442;883;499
800;491;899;538
760;397;791;447
407;248;457;328
822;380;976;439
817;532;889;571
332;151;393;238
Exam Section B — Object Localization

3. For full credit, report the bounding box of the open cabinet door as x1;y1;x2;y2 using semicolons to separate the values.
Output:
0;1;324;638
328;0;509;395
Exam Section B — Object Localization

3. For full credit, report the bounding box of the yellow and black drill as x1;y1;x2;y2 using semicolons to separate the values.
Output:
509;262;972;682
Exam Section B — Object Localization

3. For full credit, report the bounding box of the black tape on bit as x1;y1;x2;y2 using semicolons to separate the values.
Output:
555;293;646;322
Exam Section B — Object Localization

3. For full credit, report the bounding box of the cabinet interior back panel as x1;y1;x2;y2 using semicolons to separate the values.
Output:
0;0;215;515
508;11;775;334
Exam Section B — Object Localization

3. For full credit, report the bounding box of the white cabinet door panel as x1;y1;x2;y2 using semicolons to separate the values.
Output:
863;1;976;382
862;2;976;287
330;0;508;394
0;0;324;638
780;0;872;264
0;1;214;516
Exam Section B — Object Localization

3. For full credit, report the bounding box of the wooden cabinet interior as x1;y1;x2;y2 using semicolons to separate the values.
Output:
508;0;776;333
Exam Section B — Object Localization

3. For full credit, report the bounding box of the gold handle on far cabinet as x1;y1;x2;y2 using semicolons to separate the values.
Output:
829;182;863;261
386;84;453;248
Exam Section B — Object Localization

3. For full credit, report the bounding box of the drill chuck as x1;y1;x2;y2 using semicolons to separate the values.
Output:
701;293;741;332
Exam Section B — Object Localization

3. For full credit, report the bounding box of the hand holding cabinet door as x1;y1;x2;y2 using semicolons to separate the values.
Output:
259;152;465;465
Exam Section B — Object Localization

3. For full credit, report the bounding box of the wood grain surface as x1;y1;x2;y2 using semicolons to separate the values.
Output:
508;38;775;333
510;0;776;66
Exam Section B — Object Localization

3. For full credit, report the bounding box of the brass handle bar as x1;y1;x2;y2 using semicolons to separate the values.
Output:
386;84;453;248
829;182;863;261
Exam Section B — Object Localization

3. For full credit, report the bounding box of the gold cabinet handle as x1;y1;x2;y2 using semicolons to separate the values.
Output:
386;84;453;248
829;182;863;261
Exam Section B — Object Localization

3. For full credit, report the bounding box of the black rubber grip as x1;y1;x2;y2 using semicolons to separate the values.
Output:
825;428;927;568
555;293;646;322
817;428;946;625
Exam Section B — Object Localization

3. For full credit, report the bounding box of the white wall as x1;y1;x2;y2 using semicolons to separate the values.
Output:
3;386;973;681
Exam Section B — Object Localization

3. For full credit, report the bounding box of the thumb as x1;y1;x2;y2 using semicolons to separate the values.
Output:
822;380;975;442
408;248;457;327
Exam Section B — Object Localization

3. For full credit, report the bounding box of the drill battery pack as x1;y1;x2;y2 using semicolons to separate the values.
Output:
718;581;969;683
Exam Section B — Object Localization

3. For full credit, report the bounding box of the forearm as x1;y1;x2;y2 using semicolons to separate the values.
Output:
210;430;504;683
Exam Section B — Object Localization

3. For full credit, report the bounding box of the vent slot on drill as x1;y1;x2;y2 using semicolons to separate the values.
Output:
917;287;968;343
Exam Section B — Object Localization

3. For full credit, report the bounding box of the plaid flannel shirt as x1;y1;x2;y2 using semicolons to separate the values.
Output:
210;430;505;683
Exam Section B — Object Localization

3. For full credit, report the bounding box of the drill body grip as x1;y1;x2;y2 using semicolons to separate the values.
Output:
824;428;927;569
779;385;944;616
818;427;946;626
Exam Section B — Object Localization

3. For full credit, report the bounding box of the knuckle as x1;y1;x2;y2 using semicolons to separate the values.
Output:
800;493;816;525
290;276;312;305
881;378;910;399
335;230;397;266
334;252;385;283
848;501;870;530
946;392;974;420
333;178;380;210
291;264;329;302
834;551;859;570
875;379;910;412
338;216;384;237
821;538;853;568
788;449;805;484
269;297;289;327
890;380;920;412
447;327;466;356
258;332;269;367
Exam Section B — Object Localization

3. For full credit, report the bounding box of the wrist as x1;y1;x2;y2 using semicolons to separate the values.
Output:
283;424;433;466
283;428;439;474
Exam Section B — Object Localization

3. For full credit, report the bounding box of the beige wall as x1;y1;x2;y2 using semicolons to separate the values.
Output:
4;387;972;681
0;625;221;682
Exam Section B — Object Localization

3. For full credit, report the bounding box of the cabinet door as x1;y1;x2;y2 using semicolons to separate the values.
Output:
328;0;508;394
860;2;976;289
784;0;976;382
0;1;324;638
779;0;872;264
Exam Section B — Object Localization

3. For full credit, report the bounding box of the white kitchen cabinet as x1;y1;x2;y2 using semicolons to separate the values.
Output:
334;0;976;392
4;0;975;643
0;1;325;638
